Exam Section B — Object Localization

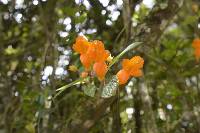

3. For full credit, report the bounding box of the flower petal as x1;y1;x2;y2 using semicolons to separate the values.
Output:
80;54;93;70
130;56;144;69
117;69;130;85
130;69;143;77
192;38;200;49
195;49;200;61
72;36;90;54
93;62;108;81
122;59;132;71
91;40;109;62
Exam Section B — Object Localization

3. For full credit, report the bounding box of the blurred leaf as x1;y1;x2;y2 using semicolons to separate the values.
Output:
10;60;18;71
120;111;128;124
63;7;77;16
75;13;87;23
4;46;20;55
83;82;97;97
25;123;35;133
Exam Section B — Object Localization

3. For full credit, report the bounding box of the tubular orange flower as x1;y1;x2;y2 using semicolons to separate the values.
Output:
85;43;96;61
194;49;200;61
117;69;130;85
122;59;132;71
97;50;110;62
192;38;200;49
117;56;144;85
192;38;200;61
93;62;108;81
72;36;110;80
72;36;90;54
130;56;144;69
80;54;93;70
90;40;110;62
122;56;144;72
130;69;143;77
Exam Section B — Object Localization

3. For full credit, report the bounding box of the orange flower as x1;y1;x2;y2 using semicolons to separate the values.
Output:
130;56;144;69
194;49;200;61
81;71;88;78
122;56;144;72
85;42;96;61
72;36;110;80
80;54;93;70
192;38;200;49
117;69;130;85
92;40;110;62
72;36;90;54
130;69;143;77
93;62;108;81
192;38;200;61
117;56;144;85
122;59;133;71
90;41;109;80
86;40;109;62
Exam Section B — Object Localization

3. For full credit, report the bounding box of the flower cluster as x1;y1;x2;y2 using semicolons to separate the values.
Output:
192;38;200;61
117;56;144;85
73;36;109;81
72;36;144;85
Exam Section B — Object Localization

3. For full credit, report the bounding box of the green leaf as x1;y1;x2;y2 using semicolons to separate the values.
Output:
101;76;119;98
25;123;35;133
83;82;97;97
75;13;87;23
4;46;20;55
56;78;85;91
63;7;77;16
108;42;142;69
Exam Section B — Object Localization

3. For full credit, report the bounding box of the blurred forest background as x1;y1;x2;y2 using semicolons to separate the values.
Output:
1;0;200;133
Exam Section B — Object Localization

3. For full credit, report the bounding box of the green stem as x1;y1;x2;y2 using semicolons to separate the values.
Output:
54;77;87;99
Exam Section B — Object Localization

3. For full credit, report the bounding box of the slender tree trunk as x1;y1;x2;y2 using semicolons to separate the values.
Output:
139;80;158;133
111;92;121;133
133;84;142;133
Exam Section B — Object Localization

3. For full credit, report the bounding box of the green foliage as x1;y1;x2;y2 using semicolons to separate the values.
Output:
1;0;200;133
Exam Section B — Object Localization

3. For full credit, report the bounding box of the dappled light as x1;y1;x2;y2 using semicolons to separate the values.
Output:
0;0;200;133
